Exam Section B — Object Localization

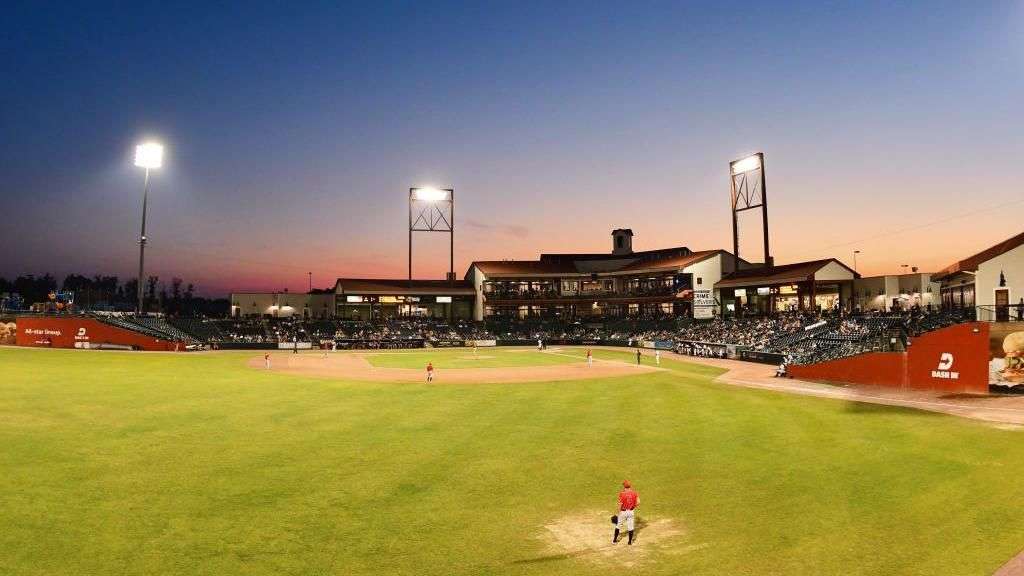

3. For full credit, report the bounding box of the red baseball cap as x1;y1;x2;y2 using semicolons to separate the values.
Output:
622;480;631;488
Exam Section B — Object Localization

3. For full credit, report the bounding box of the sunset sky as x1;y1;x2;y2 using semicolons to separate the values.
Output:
3;1;1024;296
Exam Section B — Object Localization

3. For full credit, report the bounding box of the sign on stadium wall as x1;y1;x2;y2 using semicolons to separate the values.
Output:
788;322;990;394
277;341;313;350
464;339;497;347
987;322;1024;391
904;322;988;392
693;289;716;319
14;316;182;352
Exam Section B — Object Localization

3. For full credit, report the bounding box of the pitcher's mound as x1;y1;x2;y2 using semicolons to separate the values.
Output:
528;510;699;567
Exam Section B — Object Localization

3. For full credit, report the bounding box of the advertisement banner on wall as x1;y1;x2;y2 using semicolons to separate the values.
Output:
989;322;1024;390
14;316;182;351
277;341;313;350
693;289;716;319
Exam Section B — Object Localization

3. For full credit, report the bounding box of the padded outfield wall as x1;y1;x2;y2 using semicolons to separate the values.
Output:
14;316;183;352
788;322;991;394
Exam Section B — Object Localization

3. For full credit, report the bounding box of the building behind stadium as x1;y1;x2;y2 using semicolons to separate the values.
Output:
231;228;993;321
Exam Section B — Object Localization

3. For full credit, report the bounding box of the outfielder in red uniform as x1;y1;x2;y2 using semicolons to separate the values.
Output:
614;480;639;545
426;361;434;382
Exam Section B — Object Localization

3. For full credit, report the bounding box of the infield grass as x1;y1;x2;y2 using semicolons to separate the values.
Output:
2;346;1024;575
362;346;582;369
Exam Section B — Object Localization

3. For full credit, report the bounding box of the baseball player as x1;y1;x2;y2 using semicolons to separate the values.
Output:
264;353;271;370
636;348;642;365
655;349;661;366
537;338;543;351
473;341;478;359
426;361;434;383
614;480;639;545
586;347;593;367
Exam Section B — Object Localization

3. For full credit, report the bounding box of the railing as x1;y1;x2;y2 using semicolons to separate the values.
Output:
975;305;1024;323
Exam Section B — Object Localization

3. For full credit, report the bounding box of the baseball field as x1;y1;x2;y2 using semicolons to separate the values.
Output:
3;346;1024;575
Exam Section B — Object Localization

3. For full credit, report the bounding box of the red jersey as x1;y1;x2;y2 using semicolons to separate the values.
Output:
619;488;638;511
427;363;434;372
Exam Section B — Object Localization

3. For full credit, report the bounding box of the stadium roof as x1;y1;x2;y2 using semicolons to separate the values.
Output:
715;259;857;288
615;249;724;273
933;230;1024;281
469;247;732;277
469;260;577;275
333;278;475;295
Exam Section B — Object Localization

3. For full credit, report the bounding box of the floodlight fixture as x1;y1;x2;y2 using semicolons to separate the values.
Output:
730;154;761;175
134;142;164;169
411;187;449;202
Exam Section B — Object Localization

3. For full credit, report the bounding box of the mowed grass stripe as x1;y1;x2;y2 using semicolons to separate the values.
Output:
2;347;1024;575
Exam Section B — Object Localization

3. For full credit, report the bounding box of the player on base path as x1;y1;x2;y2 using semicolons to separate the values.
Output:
264;353;271;370
614;480;639;545
655;349;661;365
587;347;593;367
426;361;434;382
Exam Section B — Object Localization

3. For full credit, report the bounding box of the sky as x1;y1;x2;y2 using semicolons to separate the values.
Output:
2;1;1024;296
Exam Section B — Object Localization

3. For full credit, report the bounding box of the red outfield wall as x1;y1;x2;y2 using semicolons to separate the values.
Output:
15;316;183;352
787;322;990;394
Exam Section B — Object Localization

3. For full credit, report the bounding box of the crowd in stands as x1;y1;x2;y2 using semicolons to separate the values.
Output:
68;305;977;366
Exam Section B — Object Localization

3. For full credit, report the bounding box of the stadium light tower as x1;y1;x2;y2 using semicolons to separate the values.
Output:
729;152;771;268
134;142;163;314
408;187;455;285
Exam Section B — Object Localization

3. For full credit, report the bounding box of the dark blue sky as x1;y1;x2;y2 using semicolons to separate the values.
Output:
3;1;1023;295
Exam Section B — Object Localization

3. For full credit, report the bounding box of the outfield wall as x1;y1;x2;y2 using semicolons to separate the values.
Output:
14;316;183;351
788;322;990;394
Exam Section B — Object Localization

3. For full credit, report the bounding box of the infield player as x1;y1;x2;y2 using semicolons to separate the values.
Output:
264;353;271;370
655;349;661;366
426;361;434;382
636;348;642;365
537;338;543;351
614;480;639;545
586;347;593;367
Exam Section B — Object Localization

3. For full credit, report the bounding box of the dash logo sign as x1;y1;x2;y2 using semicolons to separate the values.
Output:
931;352;959;380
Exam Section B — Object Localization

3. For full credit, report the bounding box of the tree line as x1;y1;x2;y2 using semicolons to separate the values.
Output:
0;273;228;317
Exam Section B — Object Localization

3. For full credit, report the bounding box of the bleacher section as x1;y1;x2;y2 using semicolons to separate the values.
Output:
64;307;974;361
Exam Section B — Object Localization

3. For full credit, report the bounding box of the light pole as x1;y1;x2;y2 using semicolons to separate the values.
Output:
308;272;312;293
408;187;455;285
729;152;770;268
134;142;163;314
853;250;860;273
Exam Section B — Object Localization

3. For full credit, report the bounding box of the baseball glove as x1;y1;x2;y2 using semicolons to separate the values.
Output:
610;515;618;525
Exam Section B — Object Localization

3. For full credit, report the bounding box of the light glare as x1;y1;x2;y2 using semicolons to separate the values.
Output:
731;154;761;175
412;187;448;201
134;142;164;169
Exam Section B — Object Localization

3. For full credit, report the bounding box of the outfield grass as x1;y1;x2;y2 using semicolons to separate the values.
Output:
362;347;582;369
2;346;1024;575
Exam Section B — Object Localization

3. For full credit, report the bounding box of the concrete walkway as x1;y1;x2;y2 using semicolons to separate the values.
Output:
674;353;1024;428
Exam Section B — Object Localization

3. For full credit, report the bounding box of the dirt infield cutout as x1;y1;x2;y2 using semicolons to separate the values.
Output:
251;350;664;384
523;510;698;567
